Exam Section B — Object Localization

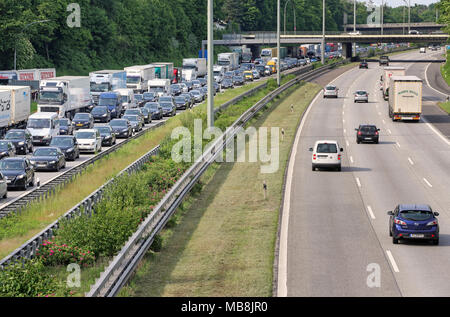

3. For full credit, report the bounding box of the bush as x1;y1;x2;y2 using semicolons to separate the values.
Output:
36;240;95;267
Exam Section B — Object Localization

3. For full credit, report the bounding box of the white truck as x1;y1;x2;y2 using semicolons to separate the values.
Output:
151;63;174;80
388;76;423;122
17;69;56;81
213;65;225;83
182;58;207;81
217;53;239;72
89;70;127;105
381;66;406;100
124;65;156;93
38;76;91;119
0;86;31;136
148;79;171;97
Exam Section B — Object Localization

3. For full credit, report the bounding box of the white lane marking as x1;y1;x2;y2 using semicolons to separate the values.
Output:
376;104;379;108
367;205;376;220
350;156;354;164
387;128;392;134
423;178;433;188
396;142;401;148
386;250;400;273
356;177;361;188
408;157;414;165
343;119;345;123
342;111;345;115
378;112;382;116
346;140;350;147
421;117;450;147
382;119;386;124
278;67;358;297
343;128;347;134
424;62;448;97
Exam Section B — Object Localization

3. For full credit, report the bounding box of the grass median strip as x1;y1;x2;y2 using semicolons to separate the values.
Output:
438;101;450;114
119;81;321;297
0;79;271;261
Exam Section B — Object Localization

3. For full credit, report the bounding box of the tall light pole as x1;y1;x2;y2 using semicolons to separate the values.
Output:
408;0;411;34
284;0;296;35
353;0;356;57
381;0;384;36
322;0;325;65
14;20;50;70
277;0;281;86
207;0;214;128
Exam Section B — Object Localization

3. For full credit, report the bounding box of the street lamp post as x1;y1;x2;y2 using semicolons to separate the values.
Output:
207;0;214;128
322;0;325;65
381;0;384;36
284;0;297;35
277;0;281;86
14;20;50;70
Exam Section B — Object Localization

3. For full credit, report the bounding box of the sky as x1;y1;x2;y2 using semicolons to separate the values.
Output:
360;0;440;7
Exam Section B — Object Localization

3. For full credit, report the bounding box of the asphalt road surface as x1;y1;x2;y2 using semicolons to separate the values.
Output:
280;49;450;297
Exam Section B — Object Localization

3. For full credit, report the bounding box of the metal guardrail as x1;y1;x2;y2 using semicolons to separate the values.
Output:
86;61;344;297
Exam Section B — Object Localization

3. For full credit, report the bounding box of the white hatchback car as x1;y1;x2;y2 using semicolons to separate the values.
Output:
310;140;344;171
323;85;339;98
75;129;102;154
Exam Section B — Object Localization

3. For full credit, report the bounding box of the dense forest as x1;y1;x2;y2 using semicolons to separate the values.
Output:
0;0;442;74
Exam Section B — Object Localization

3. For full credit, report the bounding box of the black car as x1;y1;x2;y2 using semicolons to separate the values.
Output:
144;102;163;120
196;78;206;87
183;81;194;91
50;136;80;161
222;78;234;89
57;118;74;135
159;95;174;104
355;125;380;144
94;126;117;147
110;119;133;138
123;115;143;132
0;158;35;190
180;93;194;108
72;113;94;130
140;107;151;124
359;61;368;69
174;96;189;110
170;84;182;96
232;76;244;86
91;106;111;123
30;147;66;172
143;92;158;103
134;94;146;107
124;109;145;124
3;129;33;155
160;102;176;117
256;65;266;77
0;141;16;159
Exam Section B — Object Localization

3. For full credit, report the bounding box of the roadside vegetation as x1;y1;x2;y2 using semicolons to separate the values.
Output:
438;101;450;114
119;81;321;297
0;75;297;297
441;50;450;86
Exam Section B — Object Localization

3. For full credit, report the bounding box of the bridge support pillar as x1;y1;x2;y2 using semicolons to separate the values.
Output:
342;42;353;59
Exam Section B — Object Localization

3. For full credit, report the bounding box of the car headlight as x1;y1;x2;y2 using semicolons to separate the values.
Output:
121;129;128;132
18;142;25;146
102;114;107;117
67;148;74;153
50;160;57;164
17;174;25;179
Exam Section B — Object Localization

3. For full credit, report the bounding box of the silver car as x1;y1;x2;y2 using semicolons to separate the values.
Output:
354;90;369;103
323;85;339;98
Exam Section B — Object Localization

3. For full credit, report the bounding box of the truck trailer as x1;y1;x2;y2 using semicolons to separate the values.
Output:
151;63;174;81
182;58;207;81
124;65;156;93
0;86;31;136
148;79;171;97
38;76;91;119
17;69;56;81
388;76;423;122
382;67;406;100
89;70;127;105
217;53;239;73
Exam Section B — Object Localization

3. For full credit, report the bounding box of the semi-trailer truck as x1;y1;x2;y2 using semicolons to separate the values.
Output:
37;76;91;119
182;58;207;81
151;63;174;81
388;76;423;121
0;86;31;136
260;47;287;63
213;65;225;83
89;70;127;105
17;69;56;81
148;79;171;97
124;65;156;93
381;67;406;100
217;53;239;72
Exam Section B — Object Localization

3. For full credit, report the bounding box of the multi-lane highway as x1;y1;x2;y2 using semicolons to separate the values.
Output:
278;49;450;296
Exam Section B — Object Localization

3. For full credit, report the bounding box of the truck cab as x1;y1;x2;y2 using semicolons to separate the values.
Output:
114;89;136;114
148;79;170;98
98;92;121;118
26;112;60;145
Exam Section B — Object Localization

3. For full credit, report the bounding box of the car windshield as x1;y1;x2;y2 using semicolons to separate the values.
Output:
51;138;73;147
99;97;116;106
175;97;185;102
58;119;70;127
95;127;111;134
159;97;172;102
5;131;25;139
143;93;155;100
74;114;90;120
125;110;140;115
192;81;200;85
360;126;377;133
27;119;50;129
400;210;433;221
326;86;336;91
0;142;10;150
161;103;172;108
0;160;24;170
123;115;138;122
110;121;127;127
76;132;95;139
356;91;367;95
127;76;140;84
92;107;107;114
191;91;200;95
317;143;338;153
145;103;159;110
134;95;143;101
34;148;58;156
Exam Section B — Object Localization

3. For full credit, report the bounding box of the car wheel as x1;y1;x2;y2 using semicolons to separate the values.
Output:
336;165;341;172
389;227;392;237
3;190;7;199
56;164;60;172
312;166;315;171
356;139;360;144
433;239;439;245
393;237;399;244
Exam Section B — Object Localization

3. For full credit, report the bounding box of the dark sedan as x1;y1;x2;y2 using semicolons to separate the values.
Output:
355;125;379;144
30;147;66;172
359;61;369;69
50;136;80;161
180;93;194;108
174;96;189;110
160;102;176;117
222;78;234;89
232;76;245;86
57;118;74;135
134;94;146;107
123;115;143;132
94;126;117;147
110;119;133;138
143;92;158;103
72;113;94;130
0;158;35;190
3;129;33;155
140;107;151;124
91;106;111;123
144;102;163;120
0;141;16;159
170;84;182;96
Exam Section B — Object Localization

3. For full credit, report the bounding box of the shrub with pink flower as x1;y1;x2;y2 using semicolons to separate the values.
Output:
36;239;95;266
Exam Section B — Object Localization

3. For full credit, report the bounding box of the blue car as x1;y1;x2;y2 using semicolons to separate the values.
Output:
388;204;439;245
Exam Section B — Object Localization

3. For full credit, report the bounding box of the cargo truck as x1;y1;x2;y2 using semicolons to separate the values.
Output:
242;48;253;63
381;67;406;100
38;76;91;119
148;79;171;97
182;58;207;81
260;47;287;64
17;69;56;81
388;76;423;122
217;53;239;73
124;65;156;93
89;70;127;105
213;65;225;83
98;92;122;118
0;86;31;136
151;63;174;81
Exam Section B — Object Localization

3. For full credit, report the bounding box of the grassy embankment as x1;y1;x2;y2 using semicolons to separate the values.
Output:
438;50;450;114
119;81;321;297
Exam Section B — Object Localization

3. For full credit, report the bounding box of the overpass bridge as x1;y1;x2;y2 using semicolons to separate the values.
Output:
343;22;445;34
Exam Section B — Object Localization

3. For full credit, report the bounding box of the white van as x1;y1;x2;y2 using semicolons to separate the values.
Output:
114;88;137;112
310;140;344;171
419;47;426;53
26;112;60;145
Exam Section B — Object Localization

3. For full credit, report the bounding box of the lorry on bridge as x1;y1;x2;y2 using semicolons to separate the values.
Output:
388;76;423;122
89;70;127;105
124;65;156;94
0;86;31;136
381;67;406;100
37;76;91;119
